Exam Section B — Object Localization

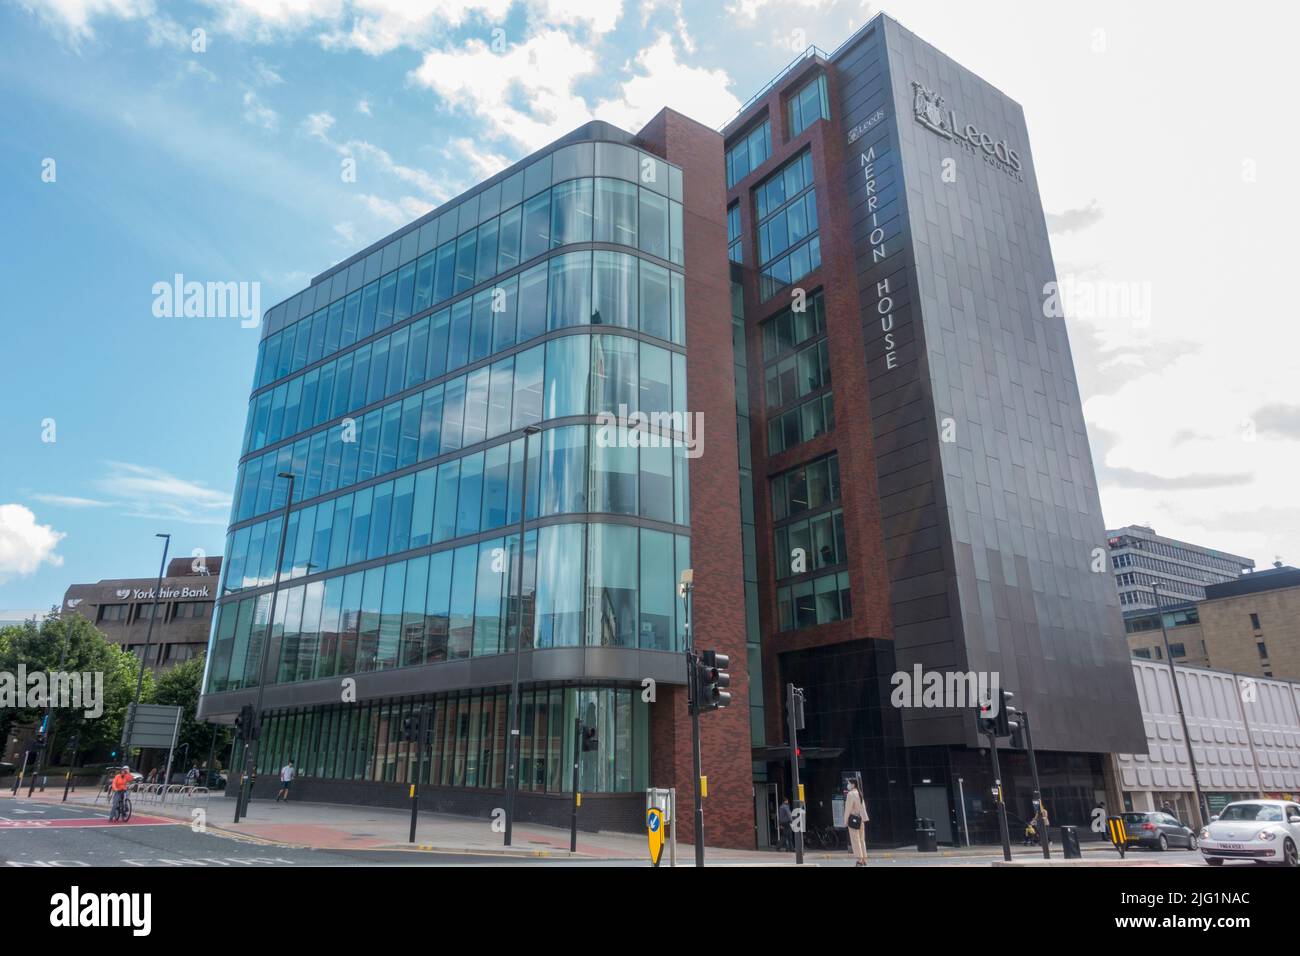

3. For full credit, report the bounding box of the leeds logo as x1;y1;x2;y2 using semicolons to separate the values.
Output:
910;81;1023;176
911;82;951;138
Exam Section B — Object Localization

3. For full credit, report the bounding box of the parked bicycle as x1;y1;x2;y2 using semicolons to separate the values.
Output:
807;823;842;850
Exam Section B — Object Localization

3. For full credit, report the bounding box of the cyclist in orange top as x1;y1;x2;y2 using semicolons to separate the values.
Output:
109;766;131;820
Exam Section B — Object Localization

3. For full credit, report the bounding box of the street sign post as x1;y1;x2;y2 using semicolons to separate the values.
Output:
647;807;665;867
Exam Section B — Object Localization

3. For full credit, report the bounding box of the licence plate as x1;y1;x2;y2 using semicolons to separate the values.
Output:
1220;843;1244;850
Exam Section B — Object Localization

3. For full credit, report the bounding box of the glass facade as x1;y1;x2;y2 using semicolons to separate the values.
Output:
206;136;690;800
761;289;833;455
253;683;649;794
786;73;829;138
725;118;772;189
755;150;820;300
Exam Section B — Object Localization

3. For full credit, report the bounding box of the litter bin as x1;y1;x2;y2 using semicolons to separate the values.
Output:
1060;825;1081;859
915;817;938;852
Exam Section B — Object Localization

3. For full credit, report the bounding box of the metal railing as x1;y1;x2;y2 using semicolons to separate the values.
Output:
718;45;830;132
94;780;210;807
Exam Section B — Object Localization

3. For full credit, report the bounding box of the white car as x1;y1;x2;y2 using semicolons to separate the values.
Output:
1199;800;1300;866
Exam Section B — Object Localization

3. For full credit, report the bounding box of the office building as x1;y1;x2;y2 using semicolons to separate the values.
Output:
1198;565;1300;681
200;12;1148;846
63;557;222;672
727;14;1145;845
1107;524;1254;610
199;118;754;844
1126;601;1208;666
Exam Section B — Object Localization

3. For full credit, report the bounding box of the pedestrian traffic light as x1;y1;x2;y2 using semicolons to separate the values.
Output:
697;650;732;712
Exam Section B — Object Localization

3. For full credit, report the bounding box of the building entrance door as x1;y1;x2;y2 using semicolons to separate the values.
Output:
755;783;778;849
913;785;953;844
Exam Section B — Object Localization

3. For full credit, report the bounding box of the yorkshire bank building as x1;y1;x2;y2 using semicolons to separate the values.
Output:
199;14;1145;848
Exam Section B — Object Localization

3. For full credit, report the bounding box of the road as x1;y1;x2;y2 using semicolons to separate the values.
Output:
0;801;1221;867
0;800;504;867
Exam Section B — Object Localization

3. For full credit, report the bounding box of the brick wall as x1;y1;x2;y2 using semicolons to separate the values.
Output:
639;108;755;849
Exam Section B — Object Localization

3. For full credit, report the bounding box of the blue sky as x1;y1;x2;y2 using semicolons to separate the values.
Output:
2;0;1297;611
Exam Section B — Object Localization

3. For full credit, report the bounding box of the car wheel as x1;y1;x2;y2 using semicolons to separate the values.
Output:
1188;834;1198;850
1206;857;1224;866
1284;839;1299;868
1157;834;1168;851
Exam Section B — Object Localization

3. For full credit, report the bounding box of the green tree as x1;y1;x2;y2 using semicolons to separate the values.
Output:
0;611;154;763
153;656;230;769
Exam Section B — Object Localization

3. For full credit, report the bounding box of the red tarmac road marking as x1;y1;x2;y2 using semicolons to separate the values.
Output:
0;815;174;829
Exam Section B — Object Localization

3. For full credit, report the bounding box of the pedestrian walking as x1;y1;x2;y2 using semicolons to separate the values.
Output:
778;798;793;851
277;759;295;802
844;780;869;866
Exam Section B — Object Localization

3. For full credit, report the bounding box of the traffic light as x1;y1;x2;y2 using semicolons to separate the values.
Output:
580;724;599;752
401;716;418;742
979;689;1018;738
997;690;1018;739
696;650;732;712
234;704;258;742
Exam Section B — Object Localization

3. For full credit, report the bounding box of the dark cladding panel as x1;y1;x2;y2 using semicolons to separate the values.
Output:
833;22;967;757
866;17;1144;754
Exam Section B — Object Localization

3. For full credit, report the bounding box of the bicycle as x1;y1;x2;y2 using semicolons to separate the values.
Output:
807;824;843;850
108;792;132;823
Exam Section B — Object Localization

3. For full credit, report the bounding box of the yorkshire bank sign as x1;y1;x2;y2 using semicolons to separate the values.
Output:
911;82;1025;181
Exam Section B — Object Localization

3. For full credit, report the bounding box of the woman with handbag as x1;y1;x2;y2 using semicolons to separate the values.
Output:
844;780;869;866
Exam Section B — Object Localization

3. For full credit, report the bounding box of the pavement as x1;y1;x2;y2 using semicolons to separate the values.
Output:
2;786;1169;866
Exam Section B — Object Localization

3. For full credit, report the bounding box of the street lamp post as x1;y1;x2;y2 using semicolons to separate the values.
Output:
1152;581;1208;829
120;533;171;765
503;424;541;847
235;472;294;824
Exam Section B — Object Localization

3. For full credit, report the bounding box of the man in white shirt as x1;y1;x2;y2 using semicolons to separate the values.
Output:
277;760;295;802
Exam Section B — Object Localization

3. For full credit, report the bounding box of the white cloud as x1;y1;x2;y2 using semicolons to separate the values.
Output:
411;30;737;151
594;32;739;132
94;462;231;524
252;58;285;85
30;494;109;508
409;29;599;152
356;98;372;115
242;90;279;130
359;193;435;225
723;0;836;24
531;0;623;35
0;504;65;583
445;136;512;180
303;112;452;201
15;0;157;43
303;111;336;140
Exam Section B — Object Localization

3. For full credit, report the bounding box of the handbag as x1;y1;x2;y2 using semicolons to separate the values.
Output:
848;813;862;830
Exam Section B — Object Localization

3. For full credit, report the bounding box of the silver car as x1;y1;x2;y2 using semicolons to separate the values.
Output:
1199;800;1300;866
